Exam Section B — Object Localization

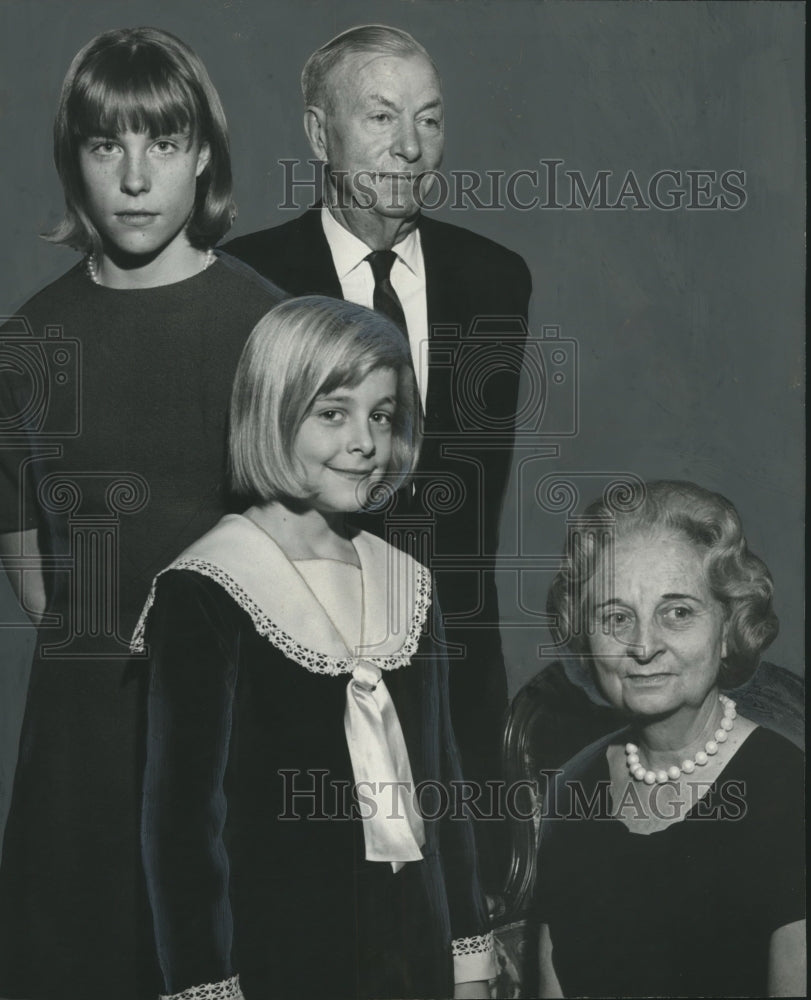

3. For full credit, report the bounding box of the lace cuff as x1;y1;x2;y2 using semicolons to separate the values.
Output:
452;932;496;984
160;974;244;1000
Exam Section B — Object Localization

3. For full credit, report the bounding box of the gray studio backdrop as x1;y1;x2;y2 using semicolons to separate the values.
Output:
0;0;805;845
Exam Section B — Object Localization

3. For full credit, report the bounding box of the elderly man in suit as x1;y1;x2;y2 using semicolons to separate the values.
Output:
224;24;531;893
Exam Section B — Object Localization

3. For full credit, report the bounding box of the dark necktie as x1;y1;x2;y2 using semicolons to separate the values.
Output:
365;250;408;338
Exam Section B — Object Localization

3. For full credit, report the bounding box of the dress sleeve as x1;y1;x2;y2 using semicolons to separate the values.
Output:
141;570;245;1000
759;735;806;931
429;594;496;984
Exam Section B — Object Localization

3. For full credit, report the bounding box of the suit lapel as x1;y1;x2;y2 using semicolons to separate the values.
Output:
419;215;473;328
418;216;470;430
289;207;344;299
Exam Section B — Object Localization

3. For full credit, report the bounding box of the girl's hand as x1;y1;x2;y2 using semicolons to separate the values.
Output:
453;980;490;999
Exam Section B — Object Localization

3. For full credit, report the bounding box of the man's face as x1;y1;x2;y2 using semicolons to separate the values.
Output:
317;51;444;219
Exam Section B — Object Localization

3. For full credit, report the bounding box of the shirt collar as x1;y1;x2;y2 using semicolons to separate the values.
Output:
320;205;423;279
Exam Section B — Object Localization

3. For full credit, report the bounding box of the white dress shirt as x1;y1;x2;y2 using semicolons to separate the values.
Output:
321;206;429;407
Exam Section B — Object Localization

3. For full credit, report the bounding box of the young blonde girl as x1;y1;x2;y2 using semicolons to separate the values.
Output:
134;297;494;1000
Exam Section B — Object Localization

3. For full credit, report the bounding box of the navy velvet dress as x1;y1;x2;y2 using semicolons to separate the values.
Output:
135;516;493;1000
535;726;805;997
0;257;285;1000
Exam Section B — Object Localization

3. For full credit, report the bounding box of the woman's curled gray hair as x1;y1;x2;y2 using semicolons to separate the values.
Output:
547;480;778;688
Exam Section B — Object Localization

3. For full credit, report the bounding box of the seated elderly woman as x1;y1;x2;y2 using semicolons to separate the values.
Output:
534;480;805;998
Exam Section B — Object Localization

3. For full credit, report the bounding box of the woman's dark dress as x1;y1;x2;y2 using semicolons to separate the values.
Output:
535;725;805;998
0;256;284;1000
135;517;493;1000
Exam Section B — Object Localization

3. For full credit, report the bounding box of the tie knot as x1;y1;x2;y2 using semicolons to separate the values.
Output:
366;250;398;283
351;660;382;693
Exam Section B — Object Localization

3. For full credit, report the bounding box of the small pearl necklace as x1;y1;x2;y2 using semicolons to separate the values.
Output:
85;248;215;285
625;694;737;784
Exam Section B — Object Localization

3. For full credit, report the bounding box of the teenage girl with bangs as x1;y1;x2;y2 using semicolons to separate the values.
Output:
0;27;284;999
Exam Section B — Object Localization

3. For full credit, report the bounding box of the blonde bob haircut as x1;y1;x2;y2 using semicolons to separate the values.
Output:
48;26;235;256
229;296;420;504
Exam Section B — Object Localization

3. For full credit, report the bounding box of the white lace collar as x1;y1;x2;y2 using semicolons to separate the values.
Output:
130;514;432;676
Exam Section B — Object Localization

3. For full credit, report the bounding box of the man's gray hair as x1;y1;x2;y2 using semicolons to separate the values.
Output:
301;24;437;110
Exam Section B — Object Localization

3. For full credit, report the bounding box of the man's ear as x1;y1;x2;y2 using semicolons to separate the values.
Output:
304;106;329;161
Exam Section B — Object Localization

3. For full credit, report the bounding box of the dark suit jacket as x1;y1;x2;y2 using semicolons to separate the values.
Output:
223;211;531;886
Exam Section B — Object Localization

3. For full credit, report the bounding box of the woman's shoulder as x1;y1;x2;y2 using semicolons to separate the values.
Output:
6;256;282;334
5;262;87;320
537;729;625;825
558;727;629;782
212;250;289;306
735;723;804;776
707;724;805;837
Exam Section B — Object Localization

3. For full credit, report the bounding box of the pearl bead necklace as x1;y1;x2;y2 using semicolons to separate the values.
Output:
625;695;737;784
85;248;215;285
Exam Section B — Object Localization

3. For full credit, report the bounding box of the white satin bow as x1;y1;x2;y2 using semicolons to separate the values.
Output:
343;660;426;872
